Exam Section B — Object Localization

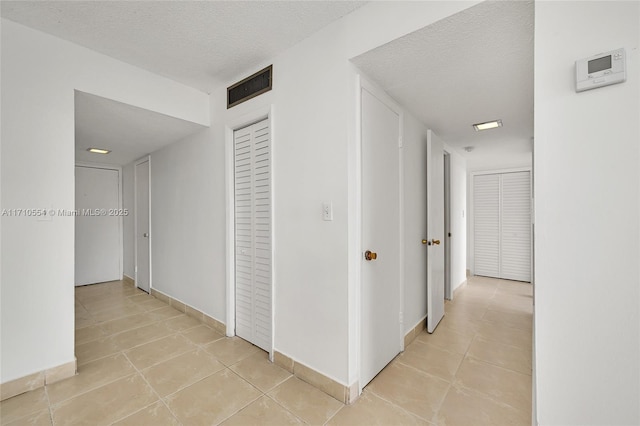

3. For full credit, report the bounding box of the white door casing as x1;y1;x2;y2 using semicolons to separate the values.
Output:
234;118;272;353
135;158;151;293
360;85;402;388
426;130;445;333
75;165;121;286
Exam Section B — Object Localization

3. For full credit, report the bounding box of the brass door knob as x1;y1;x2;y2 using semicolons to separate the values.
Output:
364;250;378;261
432;239;441;245
421;239;428;245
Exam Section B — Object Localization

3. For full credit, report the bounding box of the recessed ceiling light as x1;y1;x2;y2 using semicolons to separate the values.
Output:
473;119;503;131
87;148;111;154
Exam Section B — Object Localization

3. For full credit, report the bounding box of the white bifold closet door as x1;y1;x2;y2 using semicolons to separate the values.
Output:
234;118;271;352
474;171;531;282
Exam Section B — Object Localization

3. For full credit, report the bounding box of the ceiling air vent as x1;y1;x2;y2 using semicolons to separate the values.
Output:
227;65;273;109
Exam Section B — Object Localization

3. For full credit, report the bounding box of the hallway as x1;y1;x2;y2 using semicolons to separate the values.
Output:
0;276;532;425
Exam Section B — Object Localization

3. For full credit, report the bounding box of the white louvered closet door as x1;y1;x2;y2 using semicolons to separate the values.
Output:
234;119;271;352
473;174;501;278
473;171;531;282
501;172;531;281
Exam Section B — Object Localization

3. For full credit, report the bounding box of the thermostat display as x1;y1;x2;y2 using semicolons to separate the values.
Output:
576;48;626;92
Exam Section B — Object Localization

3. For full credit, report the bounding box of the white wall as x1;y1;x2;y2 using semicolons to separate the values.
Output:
535;2;639;424
122;162;135;279
143;2;479;388
150;128;227;320
0;19;209;384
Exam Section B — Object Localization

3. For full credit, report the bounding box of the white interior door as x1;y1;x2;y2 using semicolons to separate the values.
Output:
234;118;272;353
135;159;150;293
361;87;401;387
75;166;121;286
426;130;445;333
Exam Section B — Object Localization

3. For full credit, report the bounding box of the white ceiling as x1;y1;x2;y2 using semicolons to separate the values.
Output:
352;0;534;168
1;1;364;165
4;1;532;168
1;1;366;93
75;91;206;166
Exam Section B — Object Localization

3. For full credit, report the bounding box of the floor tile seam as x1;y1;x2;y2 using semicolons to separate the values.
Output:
116;329;185;353
413;339;469;357
209;349;263;368
478;319;533;332
261;391;308;424
446;380;531;415
431;382;454;424
98;318;160;337
484;306;534;318
364;387;435;424
75;334;108;347
392;358;454;386
178;328;226;347
119;352;182;425
135;346;205;374
227;361;293;394
47;371;139;410
463;354;532;377
471;334;534;352
225;363;272;396
212;392;264;426
265;378;343;426
43;382;55;426
472;333;533;352
169;321;208;335
410;337;470;359
105;400;163;426
450;374;532;412
76;348;124;368
82;301;142;314
125;343;198;371
158;366;234;402
322;400;345;425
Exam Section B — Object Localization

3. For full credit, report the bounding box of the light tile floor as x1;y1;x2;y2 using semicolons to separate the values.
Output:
1;276;532;425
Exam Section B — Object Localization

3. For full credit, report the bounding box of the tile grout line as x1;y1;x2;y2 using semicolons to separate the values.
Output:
114;352;184;426
43;381;55;426
365;386;436;424
262;392;309;425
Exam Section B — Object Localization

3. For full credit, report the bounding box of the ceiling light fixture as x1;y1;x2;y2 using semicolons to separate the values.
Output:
464;146;474;152
87;148;111;154
473;119;503;131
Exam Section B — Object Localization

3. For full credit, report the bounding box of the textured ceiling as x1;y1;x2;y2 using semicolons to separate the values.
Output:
75;91;206;166
1;1;366;93
352;0;534;167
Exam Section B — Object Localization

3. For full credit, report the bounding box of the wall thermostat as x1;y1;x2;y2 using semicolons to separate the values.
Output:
576;48;626;92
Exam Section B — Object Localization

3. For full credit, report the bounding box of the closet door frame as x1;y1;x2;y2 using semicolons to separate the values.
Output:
225;105;275;360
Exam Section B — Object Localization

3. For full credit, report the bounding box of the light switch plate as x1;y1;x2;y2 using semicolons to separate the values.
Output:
322;202;333;221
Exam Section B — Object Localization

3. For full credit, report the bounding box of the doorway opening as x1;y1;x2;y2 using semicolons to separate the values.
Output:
134;157;151;293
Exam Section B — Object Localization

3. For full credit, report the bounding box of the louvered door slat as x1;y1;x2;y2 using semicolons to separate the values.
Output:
234;119;271;352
